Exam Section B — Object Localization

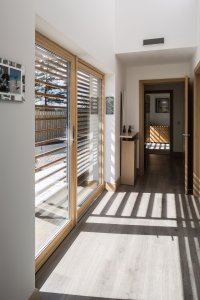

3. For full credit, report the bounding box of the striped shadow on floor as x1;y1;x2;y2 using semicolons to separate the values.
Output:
37;189;200;300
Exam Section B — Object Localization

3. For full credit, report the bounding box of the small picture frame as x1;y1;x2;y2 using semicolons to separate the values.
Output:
106;96;114;115
155;98;169;113
0;58;25;102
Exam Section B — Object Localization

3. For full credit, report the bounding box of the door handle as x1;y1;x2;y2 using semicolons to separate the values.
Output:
182;133;190;137
72;126;75;144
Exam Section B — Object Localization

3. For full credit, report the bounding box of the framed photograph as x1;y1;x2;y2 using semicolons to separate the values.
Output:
10;68;22;94
155;98;170;113
0;66;9;93
0;58;25;102
106;96;114;114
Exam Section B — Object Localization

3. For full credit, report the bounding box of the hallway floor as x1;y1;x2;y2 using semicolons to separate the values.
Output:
145;142;170;151
36;154;200;300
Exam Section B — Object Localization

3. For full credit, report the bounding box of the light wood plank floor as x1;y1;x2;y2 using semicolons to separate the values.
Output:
36;154;200;300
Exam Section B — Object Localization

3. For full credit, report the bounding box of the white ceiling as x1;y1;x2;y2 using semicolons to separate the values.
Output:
116;47;196;67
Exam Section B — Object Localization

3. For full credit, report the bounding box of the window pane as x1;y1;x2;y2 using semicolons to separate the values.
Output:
77;70;102;207
35;45;70;256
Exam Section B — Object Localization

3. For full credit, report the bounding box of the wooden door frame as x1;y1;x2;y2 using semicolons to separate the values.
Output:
35;32;105;272
139;78;185;175
76;59;105;220
35;32;77;272
193;61;200;197
144;89;173;154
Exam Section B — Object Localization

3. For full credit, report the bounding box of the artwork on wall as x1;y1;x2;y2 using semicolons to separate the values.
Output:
155;98;170;113
0;58;25;102
106;96;114;115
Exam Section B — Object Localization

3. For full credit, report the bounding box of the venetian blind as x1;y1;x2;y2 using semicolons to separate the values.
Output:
35;44;70;144
77;69;102;185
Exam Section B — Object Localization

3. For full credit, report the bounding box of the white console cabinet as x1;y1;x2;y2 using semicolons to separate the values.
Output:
120;132;138;186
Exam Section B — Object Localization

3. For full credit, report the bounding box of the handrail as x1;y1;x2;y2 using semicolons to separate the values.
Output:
35;156;66;172
35;146;66;159
35;137;66;147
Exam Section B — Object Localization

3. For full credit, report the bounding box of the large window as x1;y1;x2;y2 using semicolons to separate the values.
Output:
35;39;73;258
35;33;104;271
77;67;103;209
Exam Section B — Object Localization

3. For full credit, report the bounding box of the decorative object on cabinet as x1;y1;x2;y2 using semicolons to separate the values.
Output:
120;89;127;133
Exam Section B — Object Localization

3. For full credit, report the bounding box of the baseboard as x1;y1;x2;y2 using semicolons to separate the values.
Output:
29;288;39;300
105;177;121;192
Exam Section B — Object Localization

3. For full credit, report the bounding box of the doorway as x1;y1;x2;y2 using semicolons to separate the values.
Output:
139;78;192;194
144;90;173;169
194;62;200;197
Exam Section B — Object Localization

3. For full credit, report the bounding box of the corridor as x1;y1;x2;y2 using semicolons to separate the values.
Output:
36;155;200;300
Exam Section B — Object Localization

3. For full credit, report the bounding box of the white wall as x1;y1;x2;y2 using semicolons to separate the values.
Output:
193;0;200;69
125;62;190;130
104;58;124;183
0;1;35;300
148;93;170;126
35;0;115;73
116;0;197;54
125;62;190;165
105;74;116;183
115;57;124;181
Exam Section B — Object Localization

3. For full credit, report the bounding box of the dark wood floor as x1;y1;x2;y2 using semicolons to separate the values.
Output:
36;154;200;300
124;153;184;194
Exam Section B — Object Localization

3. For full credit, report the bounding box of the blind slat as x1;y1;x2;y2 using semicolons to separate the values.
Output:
77;69;101;181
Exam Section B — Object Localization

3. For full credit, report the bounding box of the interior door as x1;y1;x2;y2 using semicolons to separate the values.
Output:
183;76;191;194
144;94;150;169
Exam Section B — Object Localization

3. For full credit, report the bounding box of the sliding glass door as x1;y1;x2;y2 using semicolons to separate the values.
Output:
35;34;76;268
35;33;104;271
77;64;103;213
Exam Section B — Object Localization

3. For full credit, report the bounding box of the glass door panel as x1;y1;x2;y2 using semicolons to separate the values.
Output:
77;69;102;207
35;44;70;256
